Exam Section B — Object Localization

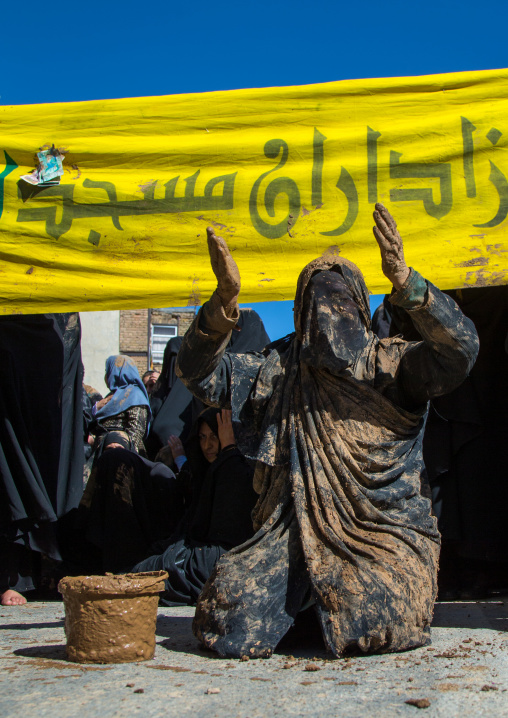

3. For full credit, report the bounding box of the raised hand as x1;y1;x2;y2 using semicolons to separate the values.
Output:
167;435;186;460
207;227;241;313
216;408;236;450
372;203;410;291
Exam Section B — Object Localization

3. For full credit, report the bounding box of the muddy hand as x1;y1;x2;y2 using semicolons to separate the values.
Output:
372;203;410;291
207;227;241;313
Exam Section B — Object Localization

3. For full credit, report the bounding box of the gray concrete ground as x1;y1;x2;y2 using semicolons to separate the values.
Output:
1;599;508;717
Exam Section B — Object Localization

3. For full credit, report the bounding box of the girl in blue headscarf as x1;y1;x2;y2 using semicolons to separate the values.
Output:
90;355;152;459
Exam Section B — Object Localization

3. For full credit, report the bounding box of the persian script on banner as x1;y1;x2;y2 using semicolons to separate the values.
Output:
1;67;508;313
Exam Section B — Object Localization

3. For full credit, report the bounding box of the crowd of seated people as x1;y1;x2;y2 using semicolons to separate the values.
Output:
0;309;270;606
76;406;257;604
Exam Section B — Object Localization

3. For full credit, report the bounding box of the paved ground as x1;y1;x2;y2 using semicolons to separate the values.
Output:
1;599;508;717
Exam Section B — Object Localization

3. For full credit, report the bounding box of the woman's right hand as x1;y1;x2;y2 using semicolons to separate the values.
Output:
167;435;186;461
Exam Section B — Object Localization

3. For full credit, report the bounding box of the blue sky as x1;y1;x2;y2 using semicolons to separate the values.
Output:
3;0;507;340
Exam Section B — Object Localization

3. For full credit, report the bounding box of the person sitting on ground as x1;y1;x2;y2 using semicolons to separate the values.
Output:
75;407;257;606
89;355;151;459
133;407;258;605
176;203;479;659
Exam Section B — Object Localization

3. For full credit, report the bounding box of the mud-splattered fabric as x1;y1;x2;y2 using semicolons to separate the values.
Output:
177;259;479;659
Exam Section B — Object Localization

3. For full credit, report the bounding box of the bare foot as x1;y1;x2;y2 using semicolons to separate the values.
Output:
1;589;27;606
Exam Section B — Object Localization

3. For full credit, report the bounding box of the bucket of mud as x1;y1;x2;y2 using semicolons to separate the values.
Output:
58;571;168;664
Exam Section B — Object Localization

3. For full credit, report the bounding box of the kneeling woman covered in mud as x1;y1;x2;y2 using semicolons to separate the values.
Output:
76;408;257;605
176;203;479;658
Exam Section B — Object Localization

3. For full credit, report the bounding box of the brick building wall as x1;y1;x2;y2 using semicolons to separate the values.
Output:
119;307;196;376
150;309;195;333
119;308;150;377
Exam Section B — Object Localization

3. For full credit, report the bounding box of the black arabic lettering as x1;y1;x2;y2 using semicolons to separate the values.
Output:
389;151;453;220
461;117;477;198
16;184;75;239
312;128;326;207
470;125;508;228
310;128;359;236
367;126;381;203
16;170;237;240
82;179;123;230
473;160;508;228
248;139;300;239
320;168;358;236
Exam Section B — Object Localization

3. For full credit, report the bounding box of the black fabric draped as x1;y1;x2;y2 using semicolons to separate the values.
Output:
0;313;84;593
372;295;393;339
146;309;270;457
384;283;508;585
423;286;508;565
134;442;257;606
75;449;186;574
75;407;257;606
146;336;199;458
226;308;271;354
149;336;184;419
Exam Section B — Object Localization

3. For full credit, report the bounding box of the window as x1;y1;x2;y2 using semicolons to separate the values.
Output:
150;324;177;364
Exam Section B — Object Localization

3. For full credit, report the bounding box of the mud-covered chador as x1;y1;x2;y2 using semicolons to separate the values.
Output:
177;204;479;658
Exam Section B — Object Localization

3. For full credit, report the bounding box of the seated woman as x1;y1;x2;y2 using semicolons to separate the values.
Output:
76;408;258;606
145;311;270;459
90;355;151;459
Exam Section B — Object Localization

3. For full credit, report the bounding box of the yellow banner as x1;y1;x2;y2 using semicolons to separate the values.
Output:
2;67;508;314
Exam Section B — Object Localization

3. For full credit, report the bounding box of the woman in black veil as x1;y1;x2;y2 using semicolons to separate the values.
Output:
75;406;257;606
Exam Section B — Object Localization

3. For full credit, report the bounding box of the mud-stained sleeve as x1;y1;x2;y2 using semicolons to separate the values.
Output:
175;291;240;408
389;269;479;406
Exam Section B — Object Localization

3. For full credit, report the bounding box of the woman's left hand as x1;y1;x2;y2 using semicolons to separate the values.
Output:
167;435;186;460
217;408;236;449
372;202;410;290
